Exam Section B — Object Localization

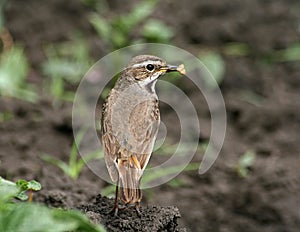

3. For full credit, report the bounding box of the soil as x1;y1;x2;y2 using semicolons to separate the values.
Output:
79;195;185;232
1;0;300;231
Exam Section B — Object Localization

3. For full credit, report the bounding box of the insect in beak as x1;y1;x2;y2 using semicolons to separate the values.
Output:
161;64;186;75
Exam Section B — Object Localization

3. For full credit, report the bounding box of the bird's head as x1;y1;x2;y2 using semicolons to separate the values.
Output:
116;55;185;93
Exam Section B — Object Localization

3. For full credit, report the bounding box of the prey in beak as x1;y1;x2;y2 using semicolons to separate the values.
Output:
162;64;186;75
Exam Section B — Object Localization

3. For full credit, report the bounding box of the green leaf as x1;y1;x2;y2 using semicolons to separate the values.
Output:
75;150;103;177
53;209;106;232
88;0;160;49
167;179;185;188
199;51;225;89
154;139;199;157
15;179;42;200
89;14;111;42
272;42;300;62
41;154;72;177
15;180;29;200
0;177;19;203
0;203;106;232
101;185;115;197
0;111;14;123
69;129;86;170
111;30;128;48
240;90;264;106
16;191;28;201
239;150;256;168
42;34;93;103
27;180;42;191
0;178;41;202
124;0;157;29
142;163;198;188
223;42;251;56
0;46;37;102
237;150;256;178
0;178;104;231
142;19;174;42
16;179;29;192
41;129;101;180
49;75;64;98
43;59;83;81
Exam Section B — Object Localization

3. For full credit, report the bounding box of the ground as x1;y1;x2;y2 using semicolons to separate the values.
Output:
1;0;300;231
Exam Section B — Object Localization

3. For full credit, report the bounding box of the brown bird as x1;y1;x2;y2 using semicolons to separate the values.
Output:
101;55;185;216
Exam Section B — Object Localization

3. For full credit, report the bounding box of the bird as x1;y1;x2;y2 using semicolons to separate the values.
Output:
101;55;185;216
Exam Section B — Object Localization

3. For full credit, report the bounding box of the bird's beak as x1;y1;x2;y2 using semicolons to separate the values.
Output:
161;64;185;75
161;64;186;75
166;65;178;72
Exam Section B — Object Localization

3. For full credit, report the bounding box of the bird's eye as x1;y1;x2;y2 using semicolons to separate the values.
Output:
146;64;155;72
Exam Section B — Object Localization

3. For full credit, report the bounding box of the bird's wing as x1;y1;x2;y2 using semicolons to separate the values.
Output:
102;95;159;182
101;95;119;183
117;99;160;200
127;99;160;174
102;132;119;182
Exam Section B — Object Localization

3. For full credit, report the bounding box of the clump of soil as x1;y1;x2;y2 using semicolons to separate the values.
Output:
79;195;185;232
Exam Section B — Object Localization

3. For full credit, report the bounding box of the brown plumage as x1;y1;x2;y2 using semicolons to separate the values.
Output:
101;55;185;215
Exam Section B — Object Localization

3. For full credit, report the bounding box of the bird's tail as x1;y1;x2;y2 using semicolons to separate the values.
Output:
118;158;142;205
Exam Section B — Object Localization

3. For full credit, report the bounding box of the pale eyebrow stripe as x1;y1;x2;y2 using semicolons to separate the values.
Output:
131;60;162;68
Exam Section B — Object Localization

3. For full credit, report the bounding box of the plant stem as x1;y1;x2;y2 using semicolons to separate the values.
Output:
28;189;33;202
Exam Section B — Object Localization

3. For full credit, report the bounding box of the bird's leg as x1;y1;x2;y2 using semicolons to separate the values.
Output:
135;185;142;217
135;201;142;217
110;180;120;216
110;179;126;216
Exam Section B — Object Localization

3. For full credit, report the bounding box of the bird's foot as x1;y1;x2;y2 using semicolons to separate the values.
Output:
135;203;142;217
109;204;125;217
